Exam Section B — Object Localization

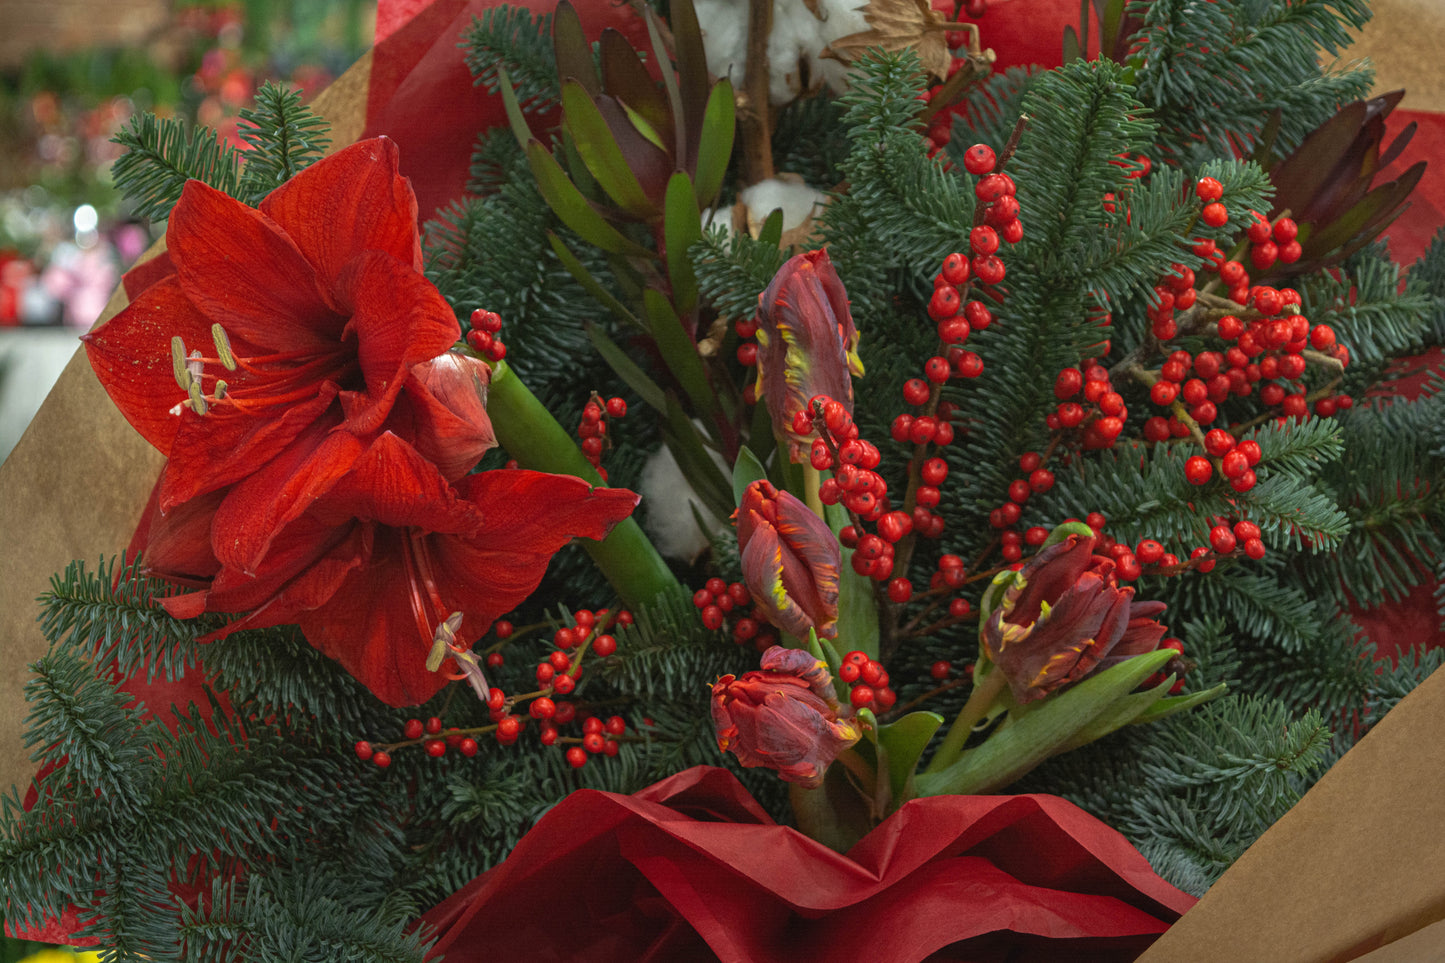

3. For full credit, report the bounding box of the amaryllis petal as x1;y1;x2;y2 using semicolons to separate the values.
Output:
81;276;217;455
259;137;423;288
335;251;461;435
294;529;444;706
315;432;485;535
201;519;373;627
438;471;640;615
142;487;226;582
209;421;365;573
158;382;341;511
397;352;496;481
168;179;341;351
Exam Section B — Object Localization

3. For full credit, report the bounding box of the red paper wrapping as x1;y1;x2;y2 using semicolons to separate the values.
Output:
419;766;1195;962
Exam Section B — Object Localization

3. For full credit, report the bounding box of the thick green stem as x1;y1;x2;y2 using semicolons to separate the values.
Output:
922;666;1007;774
485;361;687;610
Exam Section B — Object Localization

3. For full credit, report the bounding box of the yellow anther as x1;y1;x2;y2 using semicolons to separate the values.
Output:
211;323;237;371
170;337;191;391
187;380;209;415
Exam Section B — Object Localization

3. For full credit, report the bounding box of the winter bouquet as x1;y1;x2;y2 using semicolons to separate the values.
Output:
4;0;1445;959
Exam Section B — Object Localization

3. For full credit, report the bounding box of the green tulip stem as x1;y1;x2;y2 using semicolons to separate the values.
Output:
924;665;1007;774
803;463;824;518
484;361;687;610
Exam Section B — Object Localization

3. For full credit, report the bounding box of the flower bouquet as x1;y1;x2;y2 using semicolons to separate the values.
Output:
3;0;1445;959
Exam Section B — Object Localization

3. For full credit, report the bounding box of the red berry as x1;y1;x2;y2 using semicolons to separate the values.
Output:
1204;428;1235;457
566;746;587;768
425;716;443;735
1221;450;1249;479
1136;539;1165;564
354;741;374;761
1210;525;1237;554
404;719;424;741
972;254;1006;285
1029;468;1054;492
963;143;996;175
372;750;392;768
1184;456;1213;485
426;739;446;758
606;396;628;418
941;252;970;285
850;685;876;708
930;660;952;680
887;577;913;603
903;379;931;406
1200;202;1228;227
1243;537;1266;560
459;738;479;757
1054;368;1083;399
928;285;962;321
970;225;1000;256
1195;177;1223;202
964;300;994;329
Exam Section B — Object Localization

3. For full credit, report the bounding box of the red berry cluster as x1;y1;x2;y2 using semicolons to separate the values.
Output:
1179;429;1263;490
465;308;508;361
577;392;627;481
989;450;1056;557
1145;262;1198;342
839;649;898;710
734;315;760;371
692;576;781;650
1048;362;1128;449
1243;209;1302;273
354;608;633;769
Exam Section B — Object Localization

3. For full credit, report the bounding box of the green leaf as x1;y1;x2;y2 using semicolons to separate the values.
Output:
757;207;785;250
497;66;539;151
731;446;769;505
526;141;652;257
914;649;1174;796
546;231;645;330
1062;25;1082;64
693;79;736;204
551;0;598;96
643;3;688;162
826;501;880;660
1129;682;1229;727
561;80;656;217
664;173;704;314
642;287;718;417
875;711;944;806
585;321;667;413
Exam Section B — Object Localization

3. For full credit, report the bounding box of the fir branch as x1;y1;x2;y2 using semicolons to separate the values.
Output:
235;82;332;203
692;224;787;323
111;112;244;223
462;5;560;112
1366;646;1445;726
22;646;159;813
947;66;1038;157
37;557;210;683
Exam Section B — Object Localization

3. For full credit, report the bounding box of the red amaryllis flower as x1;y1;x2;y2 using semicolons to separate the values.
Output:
982;533;1168;704
737;479;841;639
83;136;490;538
147;432;639;706
711;645;859;787
754;250;864;461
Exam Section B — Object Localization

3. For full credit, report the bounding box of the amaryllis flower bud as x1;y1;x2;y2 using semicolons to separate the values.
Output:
406;350;497;481
712;645;860;788
738;479;840;639
754;249;864;460
982;533;1169;704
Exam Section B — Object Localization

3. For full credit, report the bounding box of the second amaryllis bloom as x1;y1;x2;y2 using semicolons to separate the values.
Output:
982;533;1168;704
737;479;841;639
754;249;864;461
711;646;860;788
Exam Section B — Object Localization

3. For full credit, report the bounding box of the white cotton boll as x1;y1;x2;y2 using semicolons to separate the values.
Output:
696;0;870;106
695;0;749;91
738;178;827;234
639;444;728;562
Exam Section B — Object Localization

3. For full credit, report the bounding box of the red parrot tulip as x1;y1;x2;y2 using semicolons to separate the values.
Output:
982;533;1169;704
737;479;841;639
753;250;864;460
711;645;859;787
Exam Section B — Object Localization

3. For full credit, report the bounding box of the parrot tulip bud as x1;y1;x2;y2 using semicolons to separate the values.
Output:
737;479;841;639
982;533;1169;704
754;249;864;460
711;645;860;788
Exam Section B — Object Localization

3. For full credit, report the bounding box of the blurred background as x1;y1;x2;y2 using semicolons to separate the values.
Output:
0;0;377;466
